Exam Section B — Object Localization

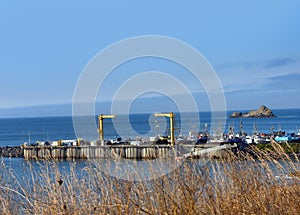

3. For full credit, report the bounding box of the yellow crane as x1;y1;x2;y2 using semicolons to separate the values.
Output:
154;112;175;146
98;114;115;141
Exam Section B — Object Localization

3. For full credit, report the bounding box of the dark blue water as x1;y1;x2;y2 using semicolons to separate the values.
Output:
0;116;76;147
0;109;299;147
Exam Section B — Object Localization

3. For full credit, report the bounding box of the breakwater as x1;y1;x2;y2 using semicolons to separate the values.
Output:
23;144;236;160
0;144;234;160
22;145;175;160
0;146;23;157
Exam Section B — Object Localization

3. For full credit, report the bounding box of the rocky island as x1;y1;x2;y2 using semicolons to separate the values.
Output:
229;105;276;118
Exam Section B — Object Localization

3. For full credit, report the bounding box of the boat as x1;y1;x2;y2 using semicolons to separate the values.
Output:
195;133;208;144
245;136;254;144
274;129;300;143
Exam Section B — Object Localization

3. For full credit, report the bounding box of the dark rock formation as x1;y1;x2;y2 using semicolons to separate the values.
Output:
0;146;24;157
229;105;276;118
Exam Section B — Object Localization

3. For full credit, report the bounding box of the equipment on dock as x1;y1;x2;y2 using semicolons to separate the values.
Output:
154;112;175;146
98;114;115;142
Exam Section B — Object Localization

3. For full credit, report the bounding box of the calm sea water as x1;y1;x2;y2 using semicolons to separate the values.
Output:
0;109;300;147
1;109;300;185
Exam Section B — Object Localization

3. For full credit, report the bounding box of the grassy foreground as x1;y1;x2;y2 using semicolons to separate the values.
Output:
1;144;300;215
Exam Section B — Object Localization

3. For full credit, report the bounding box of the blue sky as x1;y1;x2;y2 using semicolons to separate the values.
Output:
0;1;299;116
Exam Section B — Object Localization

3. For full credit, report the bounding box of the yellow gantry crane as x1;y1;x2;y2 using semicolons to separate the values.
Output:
98;114;115;141
154;112;175;146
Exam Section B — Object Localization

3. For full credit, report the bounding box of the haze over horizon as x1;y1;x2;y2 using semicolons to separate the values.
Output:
1;1;299;117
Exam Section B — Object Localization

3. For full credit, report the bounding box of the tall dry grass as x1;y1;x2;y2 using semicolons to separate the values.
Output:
0;144;300;215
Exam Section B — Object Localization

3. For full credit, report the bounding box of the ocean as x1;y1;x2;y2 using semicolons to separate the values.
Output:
1;109;299;188
0;109;300;147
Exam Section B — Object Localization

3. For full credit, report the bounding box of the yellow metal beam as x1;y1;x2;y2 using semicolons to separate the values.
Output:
154;113;171;117
154;112;175;146
100;115;115;119
98;114;116;141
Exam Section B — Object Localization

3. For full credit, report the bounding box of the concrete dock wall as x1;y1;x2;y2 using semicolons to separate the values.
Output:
23;145;177;160
23;144;236;160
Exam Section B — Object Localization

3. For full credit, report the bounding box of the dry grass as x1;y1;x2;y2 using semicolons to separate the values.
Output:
1;144;300;215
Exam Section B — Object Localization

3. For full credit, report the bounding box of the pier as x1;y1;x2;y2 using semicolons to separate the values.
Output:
23;145;176;160
22;144;237;160
20;112;239;160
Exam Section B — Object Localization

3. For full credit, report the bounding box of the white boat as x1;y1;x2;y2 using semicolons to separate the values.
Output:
245;136;254;144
